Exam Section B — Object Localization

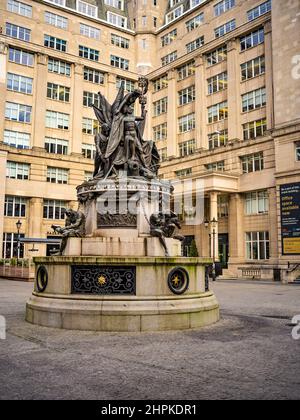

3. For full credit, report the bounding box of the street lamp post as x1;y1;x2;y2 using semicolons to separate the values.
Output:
204;217;218;282
16;219;22;265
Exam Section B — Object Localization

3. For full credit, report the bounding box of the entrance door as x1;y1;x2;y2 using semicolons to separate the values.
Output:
218;234;229;269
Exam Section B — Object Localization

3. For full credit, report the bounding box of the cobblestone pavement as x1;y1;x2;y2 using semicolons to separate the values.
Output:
0;279;299;400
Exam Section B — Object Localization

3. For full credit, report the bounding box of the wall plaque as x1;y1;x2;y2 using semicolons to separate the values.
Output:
71;265;136;295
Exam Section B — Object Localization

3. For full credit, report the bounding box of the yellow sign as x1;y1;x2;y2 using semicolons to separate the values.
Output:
283;238;300;254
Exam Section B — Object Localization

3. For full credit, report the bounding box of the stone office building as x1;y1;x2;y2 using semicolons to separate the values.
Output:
0;0;299;282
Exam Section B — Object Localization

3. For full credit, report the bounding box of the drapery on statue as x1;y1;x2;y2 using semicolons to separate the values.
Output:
91;77;160;180
51;209;86;255
150;212;185;257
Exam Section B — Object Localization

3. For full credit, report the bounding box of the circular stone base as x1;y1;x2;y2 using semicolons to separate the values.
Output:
26;292;219;332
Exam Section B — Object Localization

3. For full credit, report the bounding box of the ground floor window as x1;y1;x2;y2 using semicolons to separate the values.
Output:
246;231;269;260
2;233;24;259
46;236;61;256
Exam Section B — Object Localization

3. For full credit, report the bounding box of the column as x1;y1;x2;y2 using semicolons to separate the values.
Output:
210;192;219;261
228;193;244;264
27;198;43;239
194;54;208;150
227;39;243;141
106;73;117;105
0;42;8;141
32;53;48;149
0;151;8;258
166;69;177;158
264;21;275;130
71;63;84;155
268;187;279;262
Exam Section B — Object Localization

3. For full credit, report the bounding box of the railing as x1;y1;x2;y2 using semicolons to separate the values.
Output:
0;259;35;281
241;268;261;279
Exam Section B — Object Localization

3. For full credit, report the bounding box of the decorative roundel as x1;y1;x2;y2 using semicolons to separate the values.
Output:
168;267;189;295
36;266;48;293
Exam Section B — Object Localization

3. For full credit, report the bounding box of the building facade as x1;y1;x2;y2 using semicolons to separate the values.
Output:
0;0;299;282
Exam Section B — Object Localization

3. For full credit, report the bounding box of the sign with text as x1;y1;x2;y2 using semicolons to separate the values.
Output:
280;183;300;255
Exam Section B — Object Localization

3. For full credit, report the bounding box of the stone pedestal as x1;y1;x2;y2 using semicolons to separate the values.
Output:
26;257;219;332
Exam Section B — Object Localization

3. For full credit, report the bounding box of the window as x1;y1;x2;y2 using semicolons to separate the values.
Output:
186;36;205;53
47;83;70;102
179;139;196;157
153;123;167;142
7;0;32;17
45;137;68;155
245;191;269;215
296;142;300;161
84;172;93;182
4;195;26;217
44;35;67;52
207;72;227;94
5;102;31;123
241;152;264;173
177;61;195;80
218;195;229;218
208;130;228;150
178;85;195;106
104;0;124;10
166;5;183;23
6;23;30;41
4;196;26;217
83;91;100;108
240;28;264;51
190;0;206;6
82;143;96;159
80;23;100;39
84;67;104;84
242;87;266;112
79;45;99;61
247;0;271;21
45;11;68;29
214;19;236;38
8;47;34;66
243;119;267;140
46;111;69;130
206;45;227;66
241;56;265;81
161;29;177;47
186;13;204;32
43;200;66;219
107;12;127;28
77;0;97;17
48;58;71;76
246;232;269;260
46;0;65;5
214;0;235;16
208;101;228;123
159;148;168;162
153;75;168;92
205;161;225;171
6;161;29;180
178;114;195;133
110;55;129;70
2;233;24;259
47;167;68;184
175;168;192;177
82;118;100;135
111;34;129;48
4;130;30;149
161;51;177;66
116;76;135;92
7;73;33;94
153;98;168;116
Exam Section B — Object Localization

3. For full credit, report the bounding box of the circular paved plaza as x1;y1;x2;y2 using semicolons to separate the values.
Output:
0;279;299;400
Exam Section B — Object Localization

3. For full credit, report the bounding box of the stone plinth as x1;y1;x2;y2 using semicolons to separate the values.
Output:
26;256;219;332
